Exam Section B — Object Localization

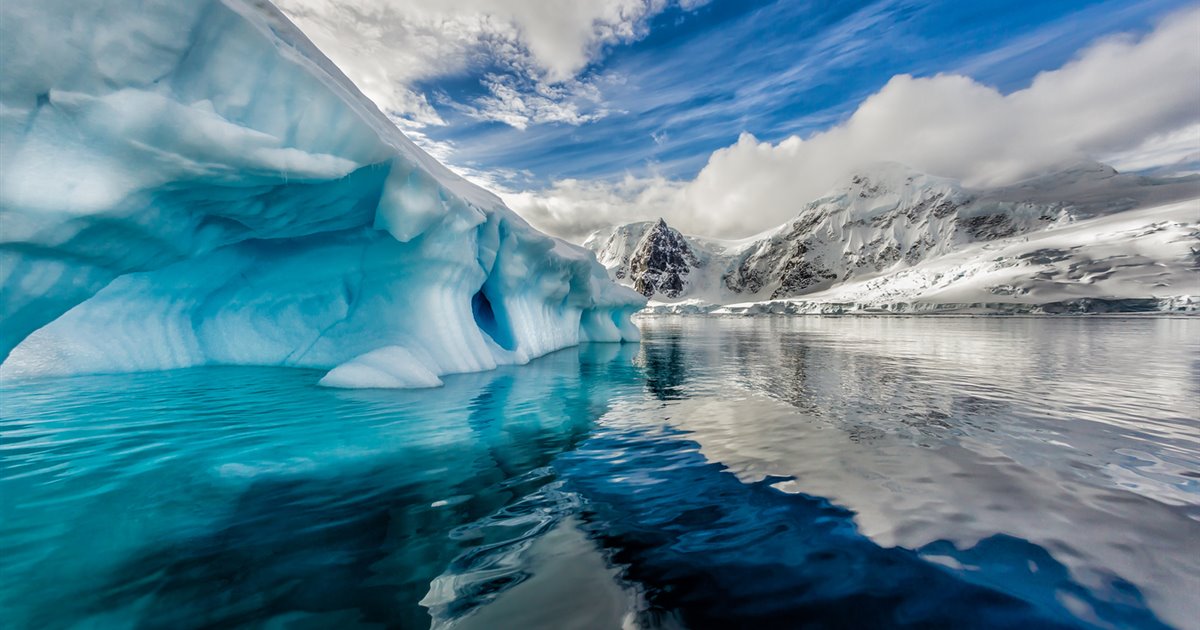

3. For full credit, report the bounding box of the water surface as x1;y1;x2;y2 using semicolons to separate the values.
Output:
2;317;1198;628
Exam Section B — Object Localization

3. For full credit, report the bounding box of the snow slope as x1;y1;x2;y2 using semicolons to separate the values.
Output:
0;0;642;386
716;199;1200;315
586;163;1199;314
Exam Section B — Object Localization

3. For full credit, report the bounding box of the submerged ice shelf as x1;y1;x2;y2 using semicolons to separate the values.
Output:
0;0;643;386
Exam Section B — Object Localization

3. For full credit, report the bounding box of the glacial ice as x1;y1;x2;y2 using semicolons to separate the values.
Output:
318;347;444;390
0;0;643;385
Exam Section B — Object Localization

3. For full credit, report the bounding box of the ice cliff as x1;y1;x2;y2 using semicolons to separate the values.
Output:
0;0;643;386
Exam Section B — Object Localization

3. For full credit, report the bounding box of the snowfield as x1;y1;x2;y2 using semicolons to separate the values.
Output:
797;200;1199;308
0;0;643;386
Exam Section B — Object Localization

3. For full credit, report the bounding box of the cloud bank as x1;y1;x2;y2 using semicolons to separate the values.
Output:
505;8;1200;240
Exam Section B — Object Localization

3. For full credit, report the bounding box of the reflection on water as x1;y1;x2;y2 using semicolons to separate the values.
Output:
557;424;1168;629
2;317;1198;628
621;317;1199;629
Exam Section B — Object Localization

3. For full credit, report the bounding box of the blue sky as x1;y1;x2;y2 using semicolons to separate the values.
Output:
281;0;1199;237
412;0;1190;186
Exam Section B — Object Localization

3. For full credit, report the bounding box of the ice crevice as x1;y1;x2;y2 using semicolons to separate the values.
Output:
0;0;643;387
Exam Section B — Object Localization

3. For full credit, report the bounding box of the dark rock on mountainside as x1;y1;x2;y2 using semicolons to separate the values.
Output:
772;243;838;298
630;219;700;298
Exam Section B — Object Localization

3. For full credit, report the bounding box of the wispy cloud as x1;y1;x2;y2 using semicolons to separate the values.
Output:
448;73;612;130
276;0;702;130
950;0;1184;86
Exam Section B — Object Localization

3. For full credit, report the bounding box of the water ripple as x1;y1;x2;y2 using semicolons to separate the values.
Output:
2;318;1198;629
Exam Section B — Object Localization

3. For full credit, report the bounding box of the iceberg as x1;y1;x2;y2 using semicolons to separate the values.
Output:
0;0;643;385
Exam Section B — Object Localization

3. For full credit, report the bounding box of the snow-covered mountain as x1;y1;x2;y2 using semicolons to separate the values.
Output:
0;0;643;387
585;162;1200;313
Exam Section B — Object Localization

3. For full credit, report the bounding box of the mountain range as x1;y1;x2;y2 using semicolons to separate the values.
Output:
584;162;1200;314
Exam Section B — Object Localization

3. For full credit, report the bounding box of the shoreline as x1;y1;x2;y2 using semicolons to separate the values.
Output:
636;296;1199;318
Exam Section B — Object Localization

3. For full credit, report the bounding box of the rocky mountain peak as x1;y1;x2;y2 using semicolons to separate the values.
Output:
629;218;700;298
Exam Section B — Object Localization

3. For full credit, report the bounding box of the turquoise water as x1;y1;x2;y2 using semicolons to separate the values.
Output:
2;317;1198;628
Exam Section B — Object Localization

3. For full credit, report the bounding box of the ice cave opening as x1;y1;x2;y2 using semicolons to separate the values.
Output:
472;288;516;352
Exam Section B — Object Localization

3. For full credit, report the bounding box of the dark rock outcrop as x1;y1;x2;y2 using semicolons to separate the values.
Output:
629;219;700;298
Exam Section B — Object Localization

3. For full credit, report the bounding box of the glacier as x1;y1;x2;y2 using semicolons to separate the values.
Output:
0;0;643;386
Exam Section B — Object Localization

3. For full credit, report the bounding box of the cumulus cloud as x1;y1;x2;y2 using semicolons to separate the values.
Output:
275;0;699;129
503;175;686;241
506;8;1200;240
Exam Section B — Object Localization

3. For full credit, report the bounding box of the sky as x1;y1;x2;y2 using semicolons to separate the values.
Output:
277;0;1200;239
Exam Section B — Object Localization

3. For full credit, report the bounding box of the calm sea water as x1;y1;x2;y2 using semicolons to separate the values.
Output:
2;317;1198;629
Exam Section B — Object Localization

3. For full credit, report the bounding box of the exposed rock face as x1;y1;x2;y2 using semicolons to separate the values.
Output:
772;244;839;299
629;219;701;298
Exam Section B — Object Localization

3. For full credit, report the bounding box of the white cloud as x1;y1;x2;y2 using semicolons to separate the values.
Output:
451;73;611;130
502;175;685;241
1102;123;1200;174
275;0;696;129
507;8;1200;240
